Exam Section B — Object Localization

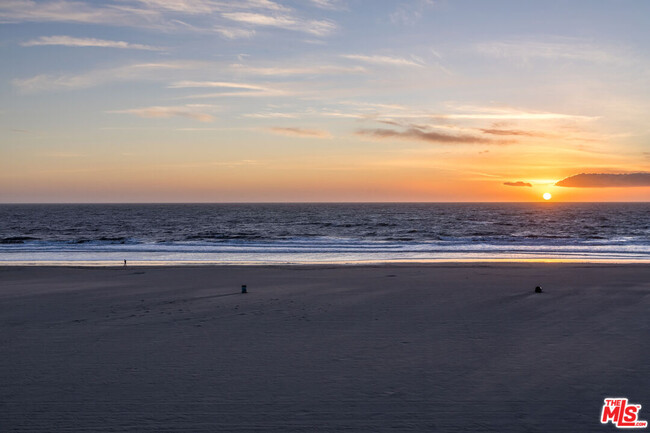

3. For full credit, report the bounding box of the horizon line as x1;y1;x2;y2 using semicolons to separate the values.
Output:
1;201;649;205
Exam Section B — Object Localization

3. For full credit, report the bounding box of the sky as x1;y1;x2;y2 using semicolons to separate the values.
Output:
1;0;649;203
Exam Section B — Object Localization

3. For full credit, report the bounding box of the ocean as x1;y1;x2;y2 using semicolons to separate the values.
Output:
0;203;648;264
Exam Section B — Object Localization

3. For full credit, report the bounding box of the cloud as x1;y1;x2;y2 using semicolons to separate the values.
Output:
13;62;199;93
342;54;423;68
0;0;288;23
229;63;366;76
0;0;196;31
503;181;532;187
0;0;289;24
168;80;285;97
475;38;626;64
339;101;409;111
442;104;599;121
215;27;256;39
21;35;162;50
555;172;650;188
308;0;346;10
357;127;500;144
390;0;434;25
438;112;595;121
480;128;550;138
245;112;299;118
0;0;334;38
168;80;267;90
267;127;331;138
221;12;336;36
129;0;216;14
321;103;597;125
109;104;216;122
0;0;134;24
223;0;288;12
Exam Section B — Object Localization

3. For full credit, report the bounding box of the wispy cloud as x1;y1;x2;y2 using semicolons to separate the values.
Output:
21;35;162;50
128;0;216;14
437;111;596;121
436;104;599;121
339;101;409;111
555;172;650;188
390;0;434;26
168;80;285;97
308;0;346;10
168;80;267;90
342;54;424;68
109;104;217;122
476;38;626;64
229;63;366;76
222;12;336;36
13;62;200;93
0;0;335;38
0;0;134;25
321;103;595;124
480;128;551;138
0;0;288;22
267;127;331;138
245;112;299;119
223;0;288;12
503;181;532;187
215;27;256;39
357;127;501;144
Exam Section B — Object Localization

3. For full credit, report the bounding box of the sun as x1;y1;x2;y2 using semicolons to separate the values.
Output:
543;192;552;200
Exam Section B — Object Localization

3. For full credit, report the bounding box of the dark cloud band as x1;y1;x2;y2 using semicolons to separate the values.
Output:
357;127;499;144
555;172;650;188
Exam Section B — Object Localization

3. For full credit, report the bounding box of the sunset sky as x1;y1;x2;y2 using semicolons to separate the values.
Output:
1;0;649;202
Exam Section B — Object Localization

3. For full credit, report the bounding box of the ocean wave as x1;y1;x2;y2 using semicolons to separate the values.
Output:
0;236;41;244
1;203;648;262
2;236;649;261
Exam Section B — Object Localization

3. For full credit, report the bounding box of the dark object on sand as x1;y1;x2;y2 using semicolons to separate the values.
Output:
124;260;127;267
241;284;247;294
535;286;543;293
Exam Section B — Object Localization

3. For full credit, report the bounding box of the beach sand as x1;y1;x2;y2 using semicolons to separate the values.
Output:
1;264;648;432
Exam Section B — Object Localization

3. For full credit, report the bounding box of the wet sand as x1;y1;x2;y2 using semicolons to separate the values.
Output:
1;264;648;432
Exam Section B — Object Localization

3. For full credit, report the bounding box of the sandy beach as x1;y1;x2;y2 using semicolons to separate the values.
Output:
1;263;648;432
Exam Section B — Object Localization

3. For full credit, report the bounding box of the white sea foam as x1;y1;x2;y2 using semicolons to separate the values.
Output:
1;237;649;263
